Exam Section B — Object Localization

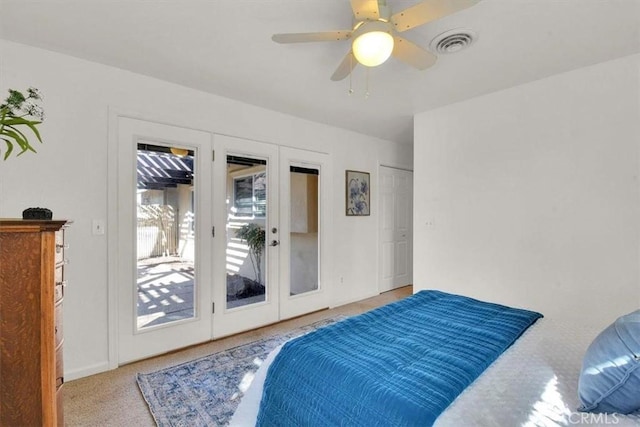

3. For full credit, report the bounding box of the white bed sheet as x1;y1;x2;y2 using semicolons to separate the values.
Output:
230;319;640;427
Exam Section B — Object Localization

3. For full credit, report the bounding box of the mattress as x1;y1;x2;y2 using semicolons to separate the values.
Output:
231;318;640;427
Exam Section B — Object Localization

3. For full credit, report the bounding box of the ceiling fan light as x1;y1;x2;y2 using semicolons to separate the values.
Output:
352;31;394;67
170;147;189;157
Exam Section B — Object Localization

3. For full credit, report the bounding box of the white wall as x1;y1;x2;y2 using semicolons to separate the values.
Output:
414;54;640;328
0;40;412;379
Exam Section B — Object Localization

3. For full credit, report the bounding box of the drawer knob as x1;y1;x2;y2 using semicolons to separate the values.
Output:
55;243;69;253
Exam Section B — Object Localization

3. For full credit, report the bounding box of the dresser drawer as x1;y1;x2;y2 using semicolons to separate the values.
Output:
55;264;64;283
55;346;64;390
54;278;65;303
54;301;63;349
55;230;65;265
54;264;65;303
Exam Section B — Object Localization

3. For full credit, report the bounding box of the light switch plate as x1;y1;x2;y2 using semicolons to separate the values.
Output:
92;219;105;235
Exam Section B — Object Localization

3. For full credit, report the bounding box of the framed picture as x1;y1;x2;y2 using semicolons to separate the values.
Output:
345;170;370;216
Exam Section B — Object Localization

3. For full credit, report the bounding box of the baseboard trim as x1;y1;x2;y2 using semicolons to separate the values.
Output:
65;361;111;382
330;290;380;309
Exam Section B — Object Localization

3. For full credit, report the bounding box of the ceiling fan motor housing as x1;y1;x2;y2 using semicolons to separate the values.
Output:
351;20;393;39
352;4;391;26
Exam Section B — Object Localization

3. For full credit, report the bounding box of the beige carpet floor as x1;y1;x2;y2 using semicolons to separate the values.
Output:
64;286;412;426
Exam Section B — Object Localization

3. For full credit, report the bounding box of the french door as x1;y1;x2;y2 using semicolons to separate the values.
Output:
277;146;332;320
211;136;280;337
115;122;331;362
212;136;331;337
116;117;213;364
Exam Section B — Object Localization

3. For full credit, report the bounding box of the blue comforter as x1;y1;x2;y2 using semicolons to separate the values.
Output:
256;290;542;427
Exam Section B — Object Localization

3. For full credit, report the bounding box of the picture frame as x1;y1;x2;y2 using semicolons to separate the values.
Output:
345;170;370;216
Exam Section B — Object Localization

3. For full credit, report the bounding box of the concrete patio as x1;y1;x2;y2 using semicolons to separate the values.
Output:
136;256;266;328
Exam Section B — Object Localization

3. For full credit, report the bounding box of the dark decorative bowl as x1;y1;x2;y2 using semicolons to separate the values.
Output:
22;207;53;220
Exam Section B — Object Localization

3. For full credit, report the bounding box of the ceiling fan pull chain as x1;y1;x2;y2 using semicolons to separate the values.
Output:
348;53;354;95
365;67;370;99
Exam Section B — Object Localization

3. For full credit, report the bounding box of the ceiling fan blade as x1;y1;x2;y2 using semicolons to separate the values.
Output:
392;36;437;70
391;0;480;32
331;51;358;81
350;0;381;21
272;31;352;44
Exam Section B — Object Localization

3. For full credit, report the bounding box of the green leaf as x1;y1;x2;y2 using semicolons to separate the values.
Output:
6;124;38;149
1;116;37;125
23;120;42;143
1;118;42;143
1;128;30;151
1;138;14;161
4;125;29;147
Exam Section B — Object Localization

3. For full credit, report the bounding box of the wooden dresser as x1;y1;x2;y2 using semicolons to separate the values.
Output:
0;219;68;426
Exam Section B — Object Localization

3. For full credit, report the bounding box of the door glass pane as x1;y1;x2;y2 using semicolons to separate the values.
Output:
289;166;319;296
136;144;196;329
226;155;268;309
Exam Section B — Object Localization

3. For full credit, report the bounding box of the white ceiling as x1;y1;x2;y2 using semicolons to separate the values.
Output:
1;0;639;144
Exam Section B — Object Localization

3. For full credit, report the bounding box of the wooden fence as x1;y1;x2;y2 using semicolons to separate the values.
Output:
137;205;178;260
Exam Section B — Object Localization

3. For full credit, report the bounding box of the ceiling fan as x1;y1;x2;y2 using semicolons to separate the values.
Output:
272;0;480;81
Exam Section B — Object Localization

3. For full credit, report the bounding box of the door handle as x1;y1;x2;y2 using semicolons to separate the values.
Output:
269;240;280;247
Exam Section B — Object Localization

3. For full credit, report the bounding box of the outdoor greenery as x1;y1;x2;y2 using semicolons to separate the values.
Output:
236;223;265;285
0;87;44;160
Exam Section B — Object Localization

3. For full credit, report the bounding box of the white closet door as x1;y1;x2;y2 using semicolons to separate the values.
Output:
379;166;413;292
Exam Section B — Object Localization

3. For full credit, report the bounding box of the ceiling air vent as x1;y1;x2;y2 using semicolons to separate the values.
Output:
430;29;477;54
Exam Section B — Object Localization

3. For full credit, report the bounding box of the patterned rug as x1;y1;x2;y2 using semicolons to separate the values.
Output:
136;317;343;426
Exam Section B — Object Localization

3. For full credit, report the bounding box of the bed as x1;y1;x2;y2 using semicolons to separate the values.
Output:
231;291;640;427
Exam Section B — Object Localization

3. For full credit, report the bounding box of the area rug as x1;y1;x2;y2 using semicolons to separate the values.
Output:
136;317;344;427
